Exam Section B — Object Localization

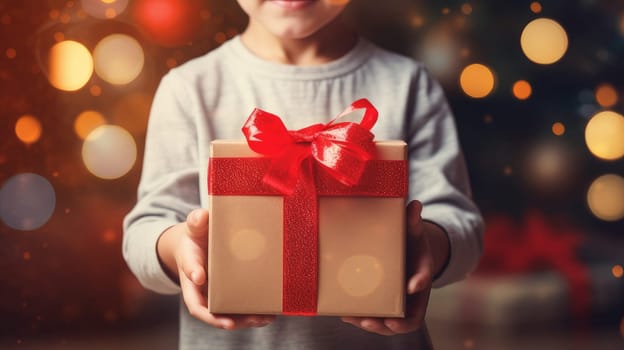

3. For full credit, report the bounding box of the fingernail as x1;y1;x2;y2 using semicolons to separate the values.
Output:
190;271;199;284
408;278;419;294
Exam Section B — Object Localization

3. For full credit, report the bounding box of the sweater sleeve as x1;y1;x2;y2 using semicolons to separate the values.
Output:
406;64;485;288
122;71;201;295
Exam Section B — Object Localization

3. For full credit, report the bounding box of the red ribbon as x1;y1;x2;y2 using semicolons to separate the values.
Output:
477;212;590;324
209;99;407;315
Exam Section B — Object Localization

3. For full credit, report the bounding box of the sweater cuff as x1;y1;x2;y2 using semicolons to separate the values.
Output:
124;220;182;295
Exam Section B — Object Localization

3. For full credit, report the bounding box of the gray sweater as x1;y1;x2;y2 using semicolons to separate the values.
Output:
123;36;483;350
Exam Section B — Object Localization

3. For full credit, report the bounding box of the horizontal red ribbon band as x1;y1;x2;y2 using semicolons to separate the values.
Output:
209;158;407;198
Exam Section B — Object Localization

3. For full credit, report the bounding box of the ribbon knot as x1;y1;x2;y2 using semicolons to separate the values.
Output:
242;99;379;195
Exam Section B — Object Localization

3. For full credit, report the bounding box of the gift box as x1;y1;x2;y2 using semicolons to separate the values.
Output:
207;100;407;317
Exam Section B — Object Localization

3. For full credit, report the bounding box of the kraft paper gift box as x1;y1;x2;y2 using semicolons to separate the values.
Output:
208;140;407;317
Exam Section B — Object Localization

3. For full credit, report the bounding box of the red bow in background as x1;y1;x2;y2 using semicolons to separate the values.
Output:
478;211;590;322
242;98;378;195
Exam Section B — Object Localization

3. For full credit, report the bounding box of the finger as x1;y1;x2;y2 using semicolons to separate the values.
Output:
406;200;423;237
342;317;395;336
178;243;207;286
224;315;276;329
407;267;432;295
186;209;209;239
384;288;431;334
179;267;234;329
358;318;396;336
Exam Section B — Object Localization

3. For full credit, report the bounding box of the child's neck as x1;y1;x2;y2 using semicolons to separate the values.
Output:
240;18;357;66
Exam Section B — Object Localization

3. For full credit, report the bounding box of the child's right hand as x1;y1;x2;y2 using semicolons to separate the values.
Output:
157;208;276;330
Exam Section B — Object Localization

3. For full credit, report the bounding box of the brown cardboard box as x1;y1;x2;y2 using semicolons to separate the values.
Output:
207;140;406;317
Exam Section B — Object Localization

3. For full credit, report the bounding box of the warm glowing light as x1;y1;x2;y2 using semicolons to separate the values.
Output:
93;34;144;85
89;85;102;96
81;0;128;19
460;63;496;98
530;2;542;13
133;0;205;47
512;80;532;100
410;15;424;28
587;174;624;221
15;115;42;144
461;4;473;15
612;265;623;278
525;142;574;193
54;32;65;42
521;18;568;64
595;83;618;108
463;338;475;349
6;48;16;59
74;110;107;139
0;173;56;231
552;122;565;136
47;40;93;91
82;125;137;179
585;111;624;160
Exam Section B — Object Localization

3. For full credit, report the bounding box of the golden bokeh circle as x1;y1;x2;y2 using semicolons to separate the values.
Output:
460;63;496;98
521;18;568;64
587;174;624;221
48;40;93;91
584;111;624;160
15;115;42;144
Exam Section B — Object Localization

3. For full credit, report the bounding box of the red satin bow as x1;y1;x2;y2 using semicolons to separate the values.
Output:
242;99;378;195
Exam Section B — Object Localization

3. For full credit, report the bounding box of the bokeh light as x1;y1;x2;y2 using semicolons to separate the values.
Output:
512;80;532;100
74;110;107;140
525;142;572;191
552;122;565;136
93;34;144;85
419;27;461;82
613;265;623;278
15;115;42;144
521;18;568;64
584;111;624;160
0;173;56;231
530;2;542;14
460;63;496;98
587;174;624;221
133;0;205;47
595;83;618;108
47;40;93;91
82;125;137;179
81;0;129;19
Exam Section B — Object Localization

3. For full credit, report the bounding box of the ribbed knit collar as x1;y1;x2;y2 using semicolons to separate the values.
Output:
224;35;374;81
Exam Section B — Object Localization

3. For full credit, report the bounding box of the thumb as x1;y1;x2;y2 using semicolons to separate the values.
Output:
186;209;209;240
406;200;423;237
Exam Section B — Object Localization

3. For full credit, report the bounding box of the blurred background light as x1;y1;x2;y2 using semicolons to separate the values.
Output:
587;174;624;222
0;173;56;231
81;0;129;19
552;122;565;136
512;80;532;100
417;24;461;83
93;34;144;85
520;18;568;64
460;63;496;98
47;40;93;91
594;83;618;108
74;110;107;140
530;1;542;14
524;141;575;193
82;125;137;179
132;0;205;47
15;114;42;145
584;111;624;161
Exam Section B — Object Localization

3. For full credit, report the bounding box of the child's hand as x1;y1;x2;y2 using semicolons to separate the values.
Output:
157;209;275;330
341;201;447;335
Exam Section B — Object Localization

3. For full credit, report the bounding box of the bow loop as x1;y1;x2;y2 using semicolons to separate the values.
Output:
241;99;379;194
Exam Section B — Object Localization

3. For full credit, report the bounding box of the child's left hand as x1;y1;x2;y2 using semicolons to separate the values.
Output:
341;201;447;335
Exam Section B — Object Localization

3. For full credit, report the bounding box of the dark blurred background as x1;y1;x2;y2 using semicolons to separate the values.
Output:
1;0;623;349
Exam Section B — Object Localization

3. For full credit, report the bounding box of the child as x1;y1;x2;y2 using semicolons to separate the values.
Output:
123;0;484;349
